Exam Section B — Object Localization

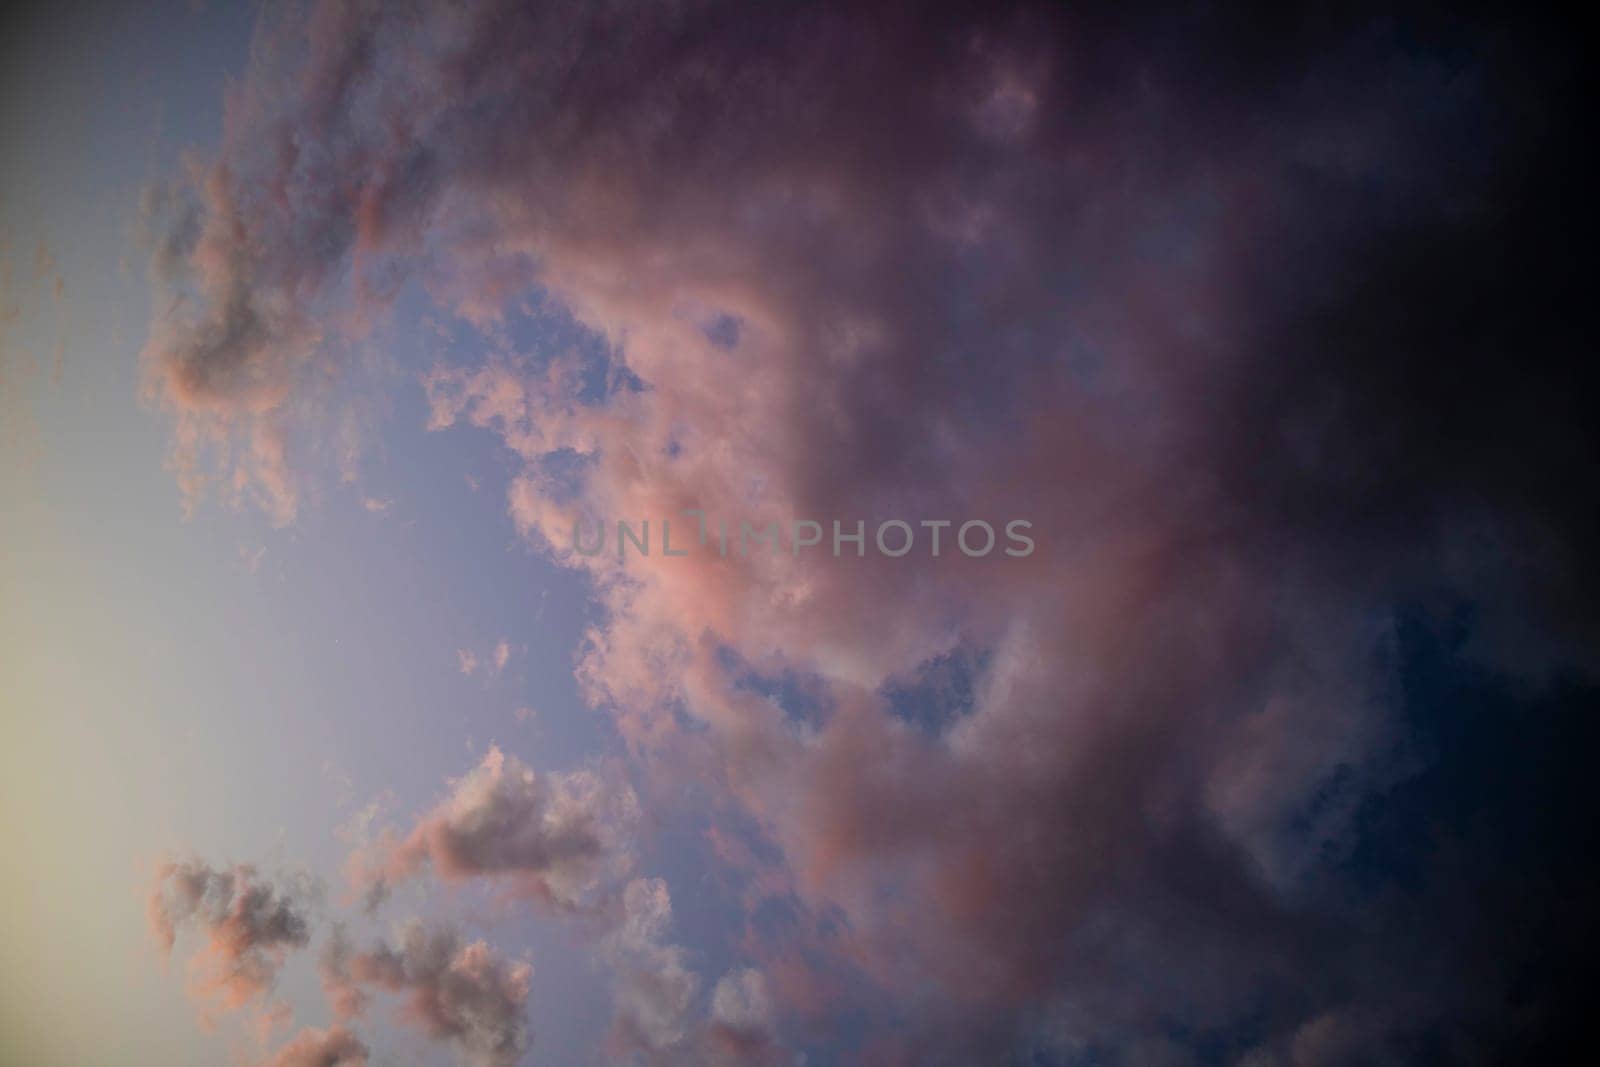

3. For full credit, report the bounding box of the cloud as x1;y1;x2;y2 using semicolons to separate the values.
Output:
705;969;782;1066
601;879;788;1066
349;745;636;912
139;0;1600;1059
602;877;701;1060
458;640;514;677
147;859;313;1014
257;1025;369;1067
320;920;531;1067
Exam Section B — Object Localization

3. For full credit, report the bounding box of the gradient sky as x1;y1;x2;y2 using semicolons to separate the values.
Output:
2;2;1596;1066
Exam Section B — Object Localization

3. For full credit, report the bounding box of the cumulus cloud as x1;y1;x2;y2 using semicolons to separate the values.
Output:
349;745;636;912
147;859;313;1013
139;0;1599;1059
320;920;531;1067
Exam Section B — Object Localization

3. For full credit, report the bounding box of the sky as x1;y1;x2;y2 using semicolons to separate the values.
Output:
1;2;1596;1065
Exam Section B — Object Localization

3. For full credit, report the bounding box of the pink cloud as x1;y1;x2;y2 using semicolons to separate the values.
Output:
135;0;1600;1057
256;1026;369;1067
348;745;636;913
320;921;531;1067
147;859;312;1015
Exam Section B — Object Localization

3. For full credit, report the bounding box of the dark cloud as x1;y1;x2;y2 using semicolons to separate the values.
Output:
348;744;636;912
140;0;1597;1061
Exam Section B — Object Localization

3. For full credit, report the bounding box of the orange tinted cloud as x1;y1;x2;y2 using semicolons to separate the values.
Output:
147;859;312;1015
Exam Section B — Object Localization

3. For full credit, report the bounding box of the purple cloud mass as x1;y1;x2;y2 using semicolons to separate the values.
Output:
136;1;1598;1064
